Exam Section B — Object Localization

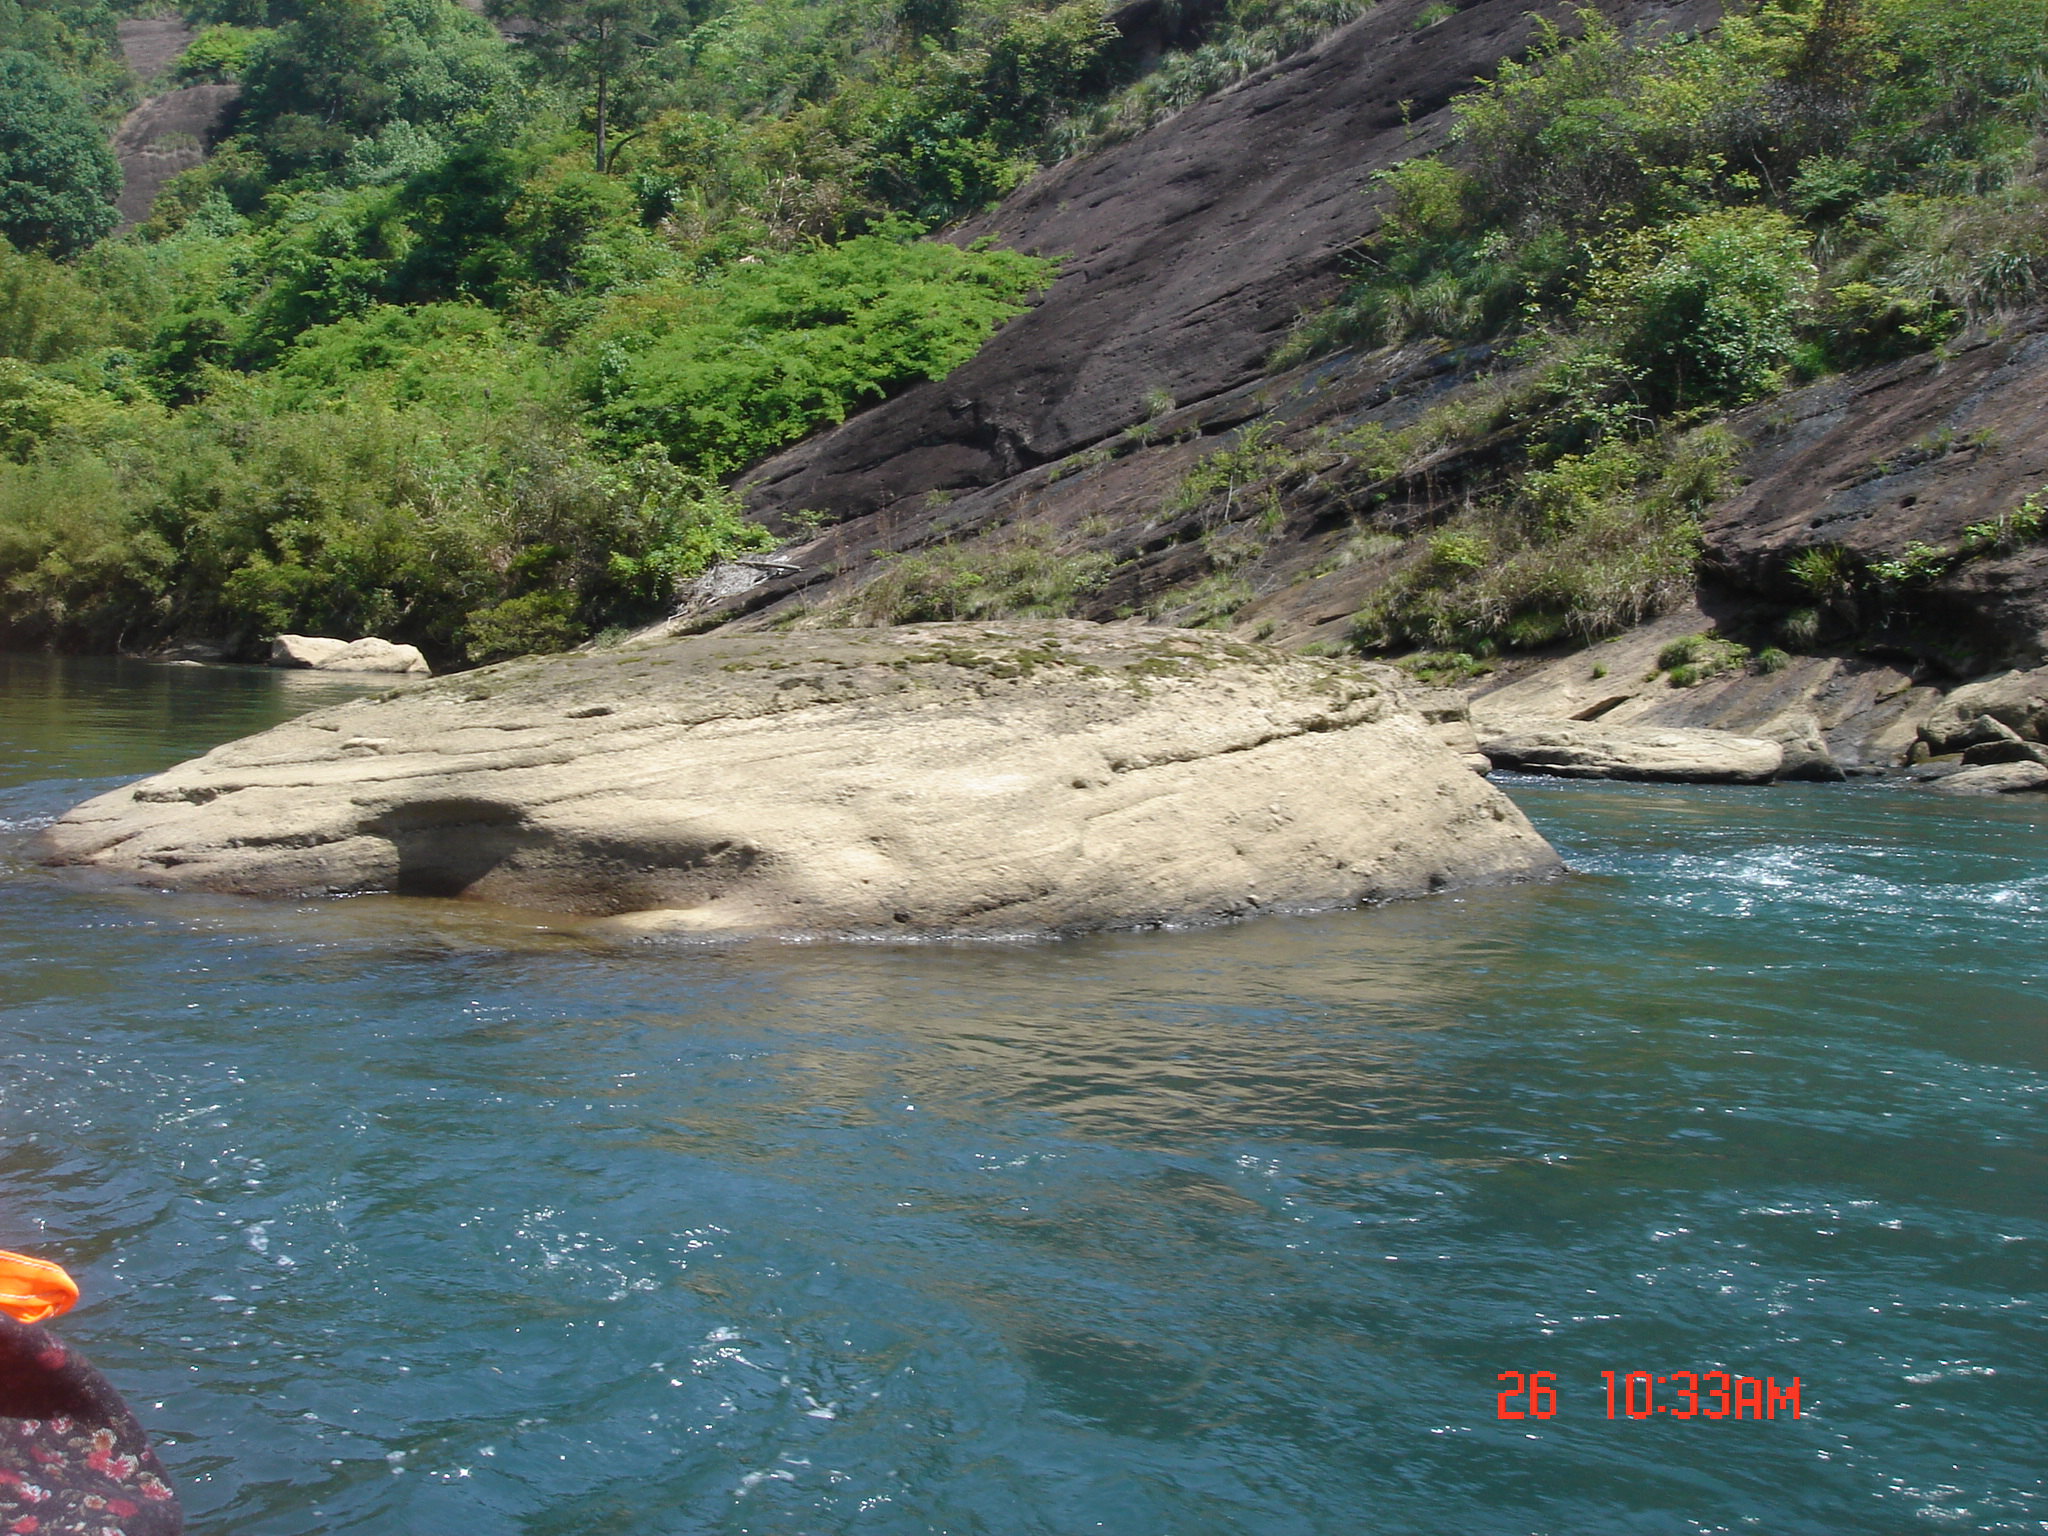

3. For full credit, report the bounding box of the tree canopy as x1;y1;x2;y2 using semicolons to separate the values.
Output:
0;48;119;255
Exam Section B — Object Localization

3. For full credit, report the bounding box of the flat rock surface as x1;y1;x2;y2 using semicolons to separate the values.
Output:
41;623;1560;938
1479;721;1785;784
1926;760;2048;795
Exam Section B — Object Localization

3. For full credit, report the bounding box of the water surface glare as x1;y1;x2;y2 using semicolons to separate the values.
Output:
2;654;2044;1535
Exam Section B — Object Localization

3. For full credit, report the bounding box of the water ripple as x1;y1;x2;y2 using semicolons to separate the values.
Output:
1;661;2043;1535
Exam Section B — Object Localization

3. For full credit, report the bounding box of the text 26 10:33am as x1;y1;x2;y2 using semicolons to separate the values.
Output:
1497;1371;1803;1420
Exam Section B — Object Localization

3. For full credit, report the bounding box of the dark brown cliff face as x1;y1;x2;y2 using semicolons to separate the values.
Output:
1705;315;2048;661
737;0;1725;530
706;0;2048;685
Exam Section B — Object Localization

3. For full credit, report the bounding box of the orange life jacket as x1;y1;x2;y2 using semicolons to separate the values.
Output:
0;1248;80;1324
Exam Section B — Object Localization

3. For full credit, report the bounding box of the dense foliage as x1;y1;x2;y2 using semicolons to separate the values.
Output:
21;0;2035;666
1301;0;2048;378
0;0;1366;662
0;48;122;254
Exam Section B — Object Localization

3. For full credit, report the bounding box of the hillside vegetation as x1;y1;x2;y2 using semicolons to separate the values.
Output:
1286;0;2048;662
3;0;2046;673
0;0;1369;661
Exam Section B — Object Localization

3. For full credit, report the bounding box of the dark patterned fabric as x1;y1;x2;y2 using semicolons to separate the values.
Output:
0;1320;180;1535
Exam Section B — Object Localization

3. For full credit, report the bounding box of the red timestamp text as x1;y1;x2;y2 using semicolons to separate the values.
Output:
1496;1370;1801;1420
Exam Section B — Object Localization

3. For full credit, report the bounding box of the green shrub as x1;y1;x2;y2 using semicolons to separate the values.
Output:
1581;208;1816;411
0;387;776;656
174;25;267;83
1161;423;1292;519
1428;531;1490;572
1287;0;2048;382
0;238;115;362
0;452;174;644
1057;0;1368;153
1656;630;1749;686
1816;277;1957;366
1396;650;1493;685
0;48;121;256
1350;426;1733;655
1865;539;1953;586
1787;544;1857;598
585;232;1055;473
1778;606;1823;647
1152;571;1255;629
0;359;125;460
461;590;582;663
1961;486;2048;552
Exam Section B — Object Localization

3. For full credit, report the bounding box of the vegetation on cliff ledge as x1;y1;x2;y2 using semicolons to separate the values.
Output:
1281;0;2048;659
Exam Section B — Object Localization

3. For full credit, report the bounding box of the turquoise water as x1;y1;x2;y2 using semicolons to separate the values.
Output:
2;653;2044;1536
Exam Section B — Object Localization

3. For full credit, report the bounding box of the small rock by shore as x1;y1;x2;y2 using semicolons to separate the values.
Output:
270;635;431;675
43;623;1560;939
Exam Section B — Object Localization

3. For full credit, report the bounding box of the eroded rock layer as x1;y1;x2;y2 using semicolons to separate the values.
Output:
41;624;1560;938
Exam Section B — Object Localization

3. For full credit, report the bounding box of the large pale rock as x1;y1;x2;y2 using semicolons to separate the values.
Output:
1926;761;2048;795
1922;667;2048;751
270;634;349;668
42;624;1559;939
1479;722;1784;784
271;635;431;675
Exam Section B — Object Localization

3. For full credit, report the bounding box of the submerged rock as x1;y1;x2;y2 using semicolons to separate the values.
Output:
1479;722;1784;784
270;634;431;675
42;623;1560;939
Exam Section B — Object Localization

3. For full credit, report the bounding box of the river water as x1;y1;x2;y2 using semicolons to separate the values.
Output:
1;653;2043;1536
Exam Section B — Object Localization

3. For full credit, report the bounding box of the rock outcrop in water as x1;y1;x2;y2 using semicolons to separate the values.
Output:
1477;722;1783;784
1920;665;2048;753
40;623;1560;937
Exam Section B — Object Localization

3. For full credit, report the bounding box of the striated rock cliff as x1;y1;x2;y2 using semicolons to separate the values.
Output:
112;18;239;231
669;0;2048;761
733;0;1722;537
1704;316;2048;661
41;624;1559;938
